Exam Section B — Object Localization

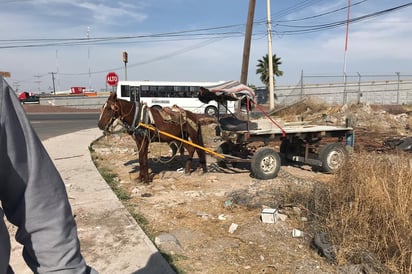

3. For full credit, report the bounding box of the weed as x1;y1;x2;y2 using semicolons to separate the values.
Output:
311;152;412;273
98;167;130;201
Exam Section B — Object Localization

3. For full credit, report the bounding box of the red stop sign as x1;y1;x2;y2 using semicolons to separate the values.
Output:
106;72;119;86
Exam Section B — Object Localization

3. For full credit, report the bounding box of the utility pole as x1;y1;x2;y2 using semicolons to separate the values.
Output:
49;72;57;94
87;26;91;91
239;0;256;114
266;0;275;110
240;0;256;85
122;51;128;81
343;0;351;81
33;75;42;93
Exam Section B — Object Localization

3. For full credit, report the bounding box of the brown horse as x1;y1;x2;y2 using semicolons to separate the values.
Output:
98;92;208;183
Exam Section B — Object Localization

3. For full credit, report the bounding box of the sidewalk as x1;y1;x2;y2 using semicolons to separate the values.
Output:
9;127;175;274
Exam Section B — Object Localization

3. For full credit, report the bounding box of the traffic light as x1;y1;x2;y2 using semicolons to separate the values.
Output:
122;51;128;63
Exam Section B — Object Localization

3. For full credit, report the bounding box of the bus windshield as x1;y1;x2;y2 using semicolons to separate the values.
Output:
116;80;235;116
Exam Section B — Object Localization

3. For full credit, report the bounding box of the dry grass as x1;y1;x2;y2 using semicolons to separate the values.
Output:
274;97;331;121
312;152;412;273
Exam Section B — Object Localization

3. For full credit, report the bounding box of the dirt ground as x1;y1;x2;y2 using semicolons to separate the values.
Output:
92;133;338;274
24;102;411;273
90;102;411;274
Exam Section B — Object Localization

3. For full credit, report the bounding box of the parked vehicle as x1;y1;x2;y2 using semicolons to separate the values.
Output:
115;80;236;116
18;92;40;104
198;81;354;179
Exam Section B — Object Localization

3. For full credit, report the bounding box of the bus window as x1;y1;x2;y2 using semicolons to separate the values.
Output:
189;86;200;98
140;85;150;97
121;85;130;97
158;86;171;97
173;86;187;97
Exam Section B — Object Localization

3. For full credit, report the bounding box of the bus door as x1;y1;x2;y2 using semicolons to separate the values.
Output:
129;86;140;102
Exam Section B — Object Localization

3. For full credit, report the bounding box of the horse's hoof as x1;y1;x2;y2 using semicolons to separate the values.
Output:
194;168;206;175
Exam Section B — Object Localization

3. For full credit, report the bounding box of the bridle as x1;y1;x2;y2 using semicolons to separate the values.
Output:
100;99;123;133
102;98;144;134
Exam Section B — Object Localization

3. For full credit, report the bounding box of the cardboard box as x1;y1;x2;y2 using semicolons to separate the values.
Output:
261;208;278;223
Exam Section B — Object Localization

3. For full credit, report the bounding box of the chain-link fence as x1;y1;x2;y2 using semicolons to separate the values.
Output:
275;72;412;106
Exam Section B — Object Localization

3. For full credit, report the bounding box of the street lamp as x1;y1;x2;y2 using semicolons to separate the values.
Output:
122;51;128;81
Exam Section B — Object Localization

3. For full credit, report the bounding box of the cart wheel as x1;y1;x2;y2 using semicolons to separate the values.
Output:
319;143;348;173
216;143;229;168
205;106;218;117
251;147;281;179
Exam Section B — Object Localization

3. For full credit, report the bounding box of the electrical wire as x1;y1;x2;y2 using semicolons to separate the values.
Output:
274;0;368;23
275;2;412;35
3;1;411;79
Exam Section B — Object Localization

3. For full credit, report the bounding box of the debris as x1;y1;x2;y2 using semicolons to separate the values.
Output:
310;232;336;264
292;228;303;238
276;213;288;222
228;223;238;234
196;212;209;219
261;208;278;224
154;232;184;255
218;214;227;220
224;199;234;209
141;192;152;197
383;136;412;152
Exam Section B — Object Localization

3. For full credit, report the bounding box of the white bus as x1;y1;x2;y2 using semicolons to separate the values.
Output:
115;80;236;116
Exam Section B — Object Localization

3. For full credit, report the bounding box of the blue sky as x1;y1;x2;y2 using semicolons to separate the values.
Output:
1;0;411;93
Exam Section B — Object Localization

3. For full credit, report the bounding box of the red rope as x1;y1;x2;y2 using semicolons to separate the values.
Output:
252;101;287;137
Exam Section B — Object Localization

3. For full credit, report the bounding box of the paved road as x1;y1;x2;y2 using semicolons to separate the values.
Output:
27;113;100;140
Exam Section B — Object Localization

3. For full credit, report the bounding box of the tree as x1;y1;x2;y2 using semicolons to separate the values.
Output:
256;54;283;98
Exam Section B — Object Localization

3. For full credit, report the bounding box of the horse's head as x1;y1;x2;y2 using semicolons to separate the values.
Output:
98;92;121;132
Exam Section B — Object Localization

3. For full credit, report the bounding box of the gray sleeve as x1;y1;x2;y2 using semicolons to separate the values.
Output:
0;86;96;273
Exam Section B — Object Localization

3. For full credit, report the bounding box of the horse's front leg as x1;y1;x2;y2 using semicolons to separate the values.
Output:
138;156;150;183
184;145;194;174
197;148;208;174
135;137;151;184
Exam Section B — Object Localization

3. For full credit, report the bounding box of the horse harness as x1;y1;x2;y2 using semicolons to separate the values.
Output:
112;99;198;139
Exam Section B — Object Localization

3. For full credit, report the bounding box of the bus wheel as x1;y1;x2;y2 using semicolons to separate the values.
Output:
251;147;281;180
205;106;218;117
319;143;348;173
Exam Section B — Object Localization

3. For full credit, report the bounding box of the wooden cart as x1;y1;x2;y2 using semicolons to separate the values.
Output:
197;81;354;179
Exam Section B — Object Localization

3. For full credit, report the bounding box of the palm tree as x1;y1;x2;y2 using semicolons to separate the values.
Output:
256;54;283;98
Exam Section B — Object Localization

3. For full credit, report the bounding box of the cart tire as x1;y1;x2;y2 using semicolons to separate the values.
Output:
205;106;218;117
319;143;348;173
251;147;281;179
216;143;228;167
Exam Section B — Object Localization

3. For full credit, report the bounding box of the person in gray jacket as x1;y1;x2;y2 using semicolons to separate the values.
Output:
0;78;96;273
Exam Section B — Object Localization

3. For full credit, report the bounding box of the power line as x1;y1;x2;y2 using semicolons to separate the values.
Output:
1;2;409;49
4;2;411;79
274;2;412;35
274;0;368;23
